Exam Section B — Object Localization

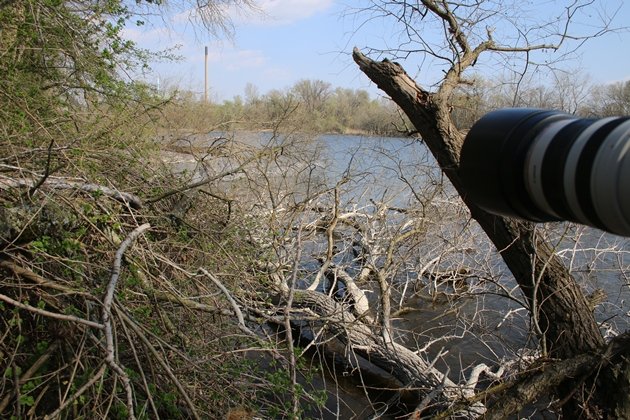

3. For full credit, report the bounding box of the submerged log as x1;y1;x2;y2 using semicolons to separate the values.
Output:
276;289;485;417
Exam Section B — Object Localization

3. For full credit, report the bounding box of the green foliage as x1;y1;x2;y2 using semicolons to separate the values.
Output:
0;78;337;420
154;389;180;417
0;0;166;187
0;2;395;419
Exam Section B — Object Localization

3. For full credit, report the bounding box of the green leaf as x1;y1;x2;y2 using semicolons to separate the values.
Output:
19;394;34;407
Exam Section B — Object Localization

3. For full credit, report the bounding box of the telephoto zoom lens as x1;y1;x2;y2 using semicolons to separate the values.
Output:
459;108;630;237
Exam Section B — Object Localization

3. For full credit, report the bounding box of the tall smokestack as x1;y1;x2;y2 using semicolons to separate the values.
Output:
204;46;208;103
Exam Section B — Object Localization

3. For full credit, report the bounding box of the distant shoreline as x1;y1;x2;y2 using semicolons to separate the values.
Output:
157;127;417;141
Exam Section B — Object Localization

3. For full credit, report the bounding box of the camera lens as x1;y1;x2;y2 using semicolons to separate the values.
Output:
460;108;630;236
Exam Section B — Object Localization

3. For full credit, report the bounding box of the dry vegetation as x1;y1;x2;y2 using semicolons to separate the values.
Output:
3;0;630;419
0;111;329;418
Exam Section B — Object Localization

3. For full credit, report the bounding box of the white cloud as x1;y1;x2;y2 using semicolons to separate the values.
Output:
181;44;267;68
143;0;333;40
223;50;267;70
258;0;333;23
230;0;334;26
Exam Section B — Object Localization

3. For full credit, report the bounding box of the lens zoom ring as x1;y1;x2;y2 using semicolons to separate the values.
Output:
575;117;630;231
542;119;594;221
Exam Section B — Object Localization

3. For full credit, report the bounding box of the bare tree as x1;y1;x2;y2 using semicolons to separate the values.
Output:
588;80;630;116
292;79;333;113
351;0;629;417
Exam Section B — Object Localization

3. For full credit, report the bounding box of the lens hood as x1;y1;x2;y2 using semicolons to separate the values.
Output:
460;108;571;221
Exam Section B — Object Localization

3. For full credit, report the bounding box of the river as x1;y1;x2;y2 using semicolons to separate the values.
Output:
330;135;629;303
313;133;630;417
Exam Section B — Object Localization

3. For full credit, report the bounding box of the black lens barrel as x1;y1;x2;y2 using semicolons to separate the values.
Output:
460;108;630;237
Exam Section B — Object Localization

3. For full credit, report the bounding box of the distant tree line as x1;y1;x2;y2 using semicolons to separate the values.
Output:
164;79;410;136
164;74;630;137
450;73;630;130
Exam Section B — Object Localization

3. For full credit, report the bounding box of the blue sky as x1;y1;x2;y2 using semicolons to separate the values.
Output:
124;0;630;101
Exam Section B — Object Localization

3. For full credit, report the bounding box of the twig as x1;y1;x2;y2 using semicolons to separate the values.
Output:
12;361;20;419
118;311;160;418
102;223;150;420
0;259;94;297
27;138;59;198
198;268;257;337
115;308;202;420
284;227;303;419
308;184;341;291
0;341;60;413
44;364;107;420
415;365;450;415
146;150;272;204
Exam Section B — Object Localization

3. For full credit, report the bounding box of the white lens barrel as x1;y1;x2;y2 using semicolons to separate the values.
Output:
525;118;575;219
591;120;630;236
563;117;616;227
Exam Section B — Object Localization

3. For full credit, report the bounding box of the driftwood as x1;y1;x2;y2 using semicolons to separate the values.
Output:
259;281;630;419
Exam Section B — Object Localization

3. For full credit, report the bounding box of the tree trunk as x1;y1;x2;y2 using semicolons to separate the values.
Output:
351;49;612;415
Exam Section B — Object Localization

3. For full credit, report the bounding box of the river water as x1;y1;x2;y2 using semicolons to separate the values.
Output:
318;134;630;315
163;131;630;417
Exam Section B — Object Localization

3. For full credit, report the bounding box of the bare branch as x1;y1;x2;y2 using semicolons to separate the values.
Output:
101;222;151;420
0;293;104;330
115;308;202;420
198;268;257;337
0;175;143;209
146;148;276;204
44;364;107;420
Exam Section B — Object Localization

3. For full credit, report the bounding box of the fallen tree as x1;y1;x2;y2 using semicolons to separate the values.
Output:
249;252;630;418
254;254;487;417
